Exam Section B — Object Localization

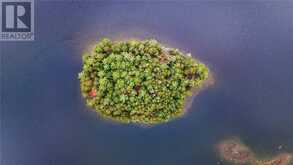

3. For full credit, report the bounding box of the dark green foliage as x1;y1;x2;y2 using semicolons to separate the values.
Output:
79;38;209;124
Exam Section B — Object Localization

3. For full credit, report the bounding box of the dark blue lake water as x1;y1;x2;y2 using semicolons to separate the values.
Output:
1;1;293;165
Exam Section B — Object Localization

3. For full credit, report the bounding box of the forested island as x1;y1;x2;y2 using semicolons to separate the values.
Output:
216;138;292;165
78;38;209;124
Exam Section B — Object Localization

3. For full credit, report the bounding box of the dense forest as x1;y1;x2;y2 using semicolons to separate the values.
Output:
79;38;209;124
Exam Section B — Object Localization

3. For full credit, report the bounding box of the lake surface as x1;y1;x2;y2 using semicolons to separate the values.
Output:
1;1;293;165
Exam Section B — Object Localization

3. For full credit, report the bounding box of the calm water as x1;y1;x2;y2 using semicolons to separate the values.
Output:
1;1;293;165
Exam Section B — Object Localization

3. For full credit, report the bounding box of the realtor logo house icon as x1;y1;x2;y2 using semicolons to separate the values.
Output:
2;1;31;32
0;0;34;41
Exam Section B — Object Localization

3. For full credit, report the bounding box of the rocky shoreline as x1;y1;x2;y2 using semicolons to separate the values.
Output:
217;138;292;165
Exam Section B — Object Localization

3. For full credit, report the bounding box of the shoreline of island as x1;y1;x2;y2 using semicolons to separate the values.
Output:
79;38;213;125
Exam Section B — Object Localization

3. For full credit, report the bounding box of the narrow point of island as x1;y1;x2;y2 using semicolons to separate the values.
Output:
78;38;210;124
216;138;292;165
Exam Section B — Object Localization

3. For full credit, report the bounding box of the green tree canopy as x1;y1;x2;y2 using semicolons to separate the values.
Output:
79;38;209;124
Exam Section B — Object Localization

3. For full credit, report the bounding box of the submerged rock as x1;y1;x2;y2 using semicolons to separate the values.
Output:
216;138;292;165
217;138;254;164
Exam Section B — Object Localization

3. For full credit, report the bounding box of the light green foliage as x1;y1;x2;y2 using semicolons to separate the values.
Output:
79;38;209;124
